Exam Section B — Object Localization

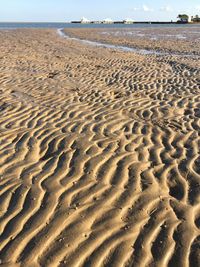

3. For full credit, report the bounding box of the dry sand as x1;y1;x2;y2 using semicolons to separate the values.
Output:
0;28;199;267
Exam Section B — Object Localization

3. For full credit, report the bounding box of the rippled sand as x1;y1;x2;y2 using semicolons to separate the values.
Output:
0;29;199;267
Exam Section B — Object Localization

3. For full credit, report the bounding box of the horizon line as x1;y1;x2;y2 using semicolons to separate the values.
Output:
0;20;177;23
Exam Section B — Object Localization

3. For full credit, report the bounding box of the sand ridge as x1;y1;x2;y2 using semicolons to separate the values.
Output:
0;29;199;267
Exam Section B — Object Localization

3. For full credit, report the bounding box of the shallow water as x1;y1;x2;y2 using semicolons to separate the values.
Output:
0;22;200;29
57;28;199;59
100;29;200;41
57;28;162;55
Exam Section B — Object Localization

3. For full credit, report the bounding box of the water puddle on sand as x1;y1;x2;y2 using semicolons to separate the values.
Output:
57;28;199;59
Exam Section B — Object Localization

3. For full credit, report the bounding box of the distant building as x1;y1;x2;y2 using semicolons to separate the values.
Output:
91;21;102;24
81;17;90;24
123;18;134;24
191;15;200;22
102;18;113;24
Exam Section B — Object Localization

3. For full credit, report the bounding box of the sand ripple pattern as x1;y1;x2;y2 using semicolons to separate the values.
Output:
0;29;199;267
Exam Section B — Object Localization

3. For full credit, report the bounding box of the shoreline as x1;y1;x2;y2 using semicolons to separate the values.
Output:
0;22;200;30
71;21;199;25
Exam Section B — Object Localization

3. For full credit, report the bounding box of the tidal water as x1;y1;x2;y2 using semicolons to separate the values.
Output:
57;28;200;59
0;22;199;29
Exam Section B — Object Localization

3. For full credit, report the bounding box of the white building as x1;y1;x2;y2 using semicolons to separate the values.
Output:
81;17;90;24
188;16;192;22
123;18;134;24
102;18;113;24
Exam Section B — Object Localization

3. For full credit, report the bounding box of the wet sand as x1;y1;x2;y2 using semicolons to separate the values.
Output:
0;28;199;267
63;27;200;56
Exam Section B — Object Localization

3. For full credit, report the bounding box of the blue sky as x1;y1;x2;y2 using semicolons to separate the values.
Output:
0;0;199;22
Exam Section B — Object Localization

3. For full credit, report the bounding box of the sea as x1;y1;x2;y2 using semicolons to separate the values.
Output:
0;22;199;29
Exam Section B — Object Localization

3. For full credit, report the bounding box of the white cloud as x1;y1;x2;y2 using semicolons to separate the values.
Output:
132;4;154;12
195;5;200;12
142;4;154;12
160;6;173;12
132;7;141;11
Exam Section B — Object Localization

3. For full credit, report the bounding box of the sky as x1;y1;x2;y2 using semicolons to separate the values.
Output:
0;0;199;22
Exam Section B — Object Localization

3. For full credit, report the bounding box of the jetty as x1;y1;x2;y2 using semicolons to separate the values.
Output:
71;20;177;25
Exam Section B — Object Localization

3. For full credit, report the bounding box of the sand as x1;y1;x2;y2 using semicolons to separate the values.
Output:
63;27;200;56
0;28;199;267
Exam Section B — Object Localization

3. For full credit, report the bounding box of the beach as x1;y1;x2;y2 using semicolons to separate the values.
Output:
0;28;199;267
63;26;200;56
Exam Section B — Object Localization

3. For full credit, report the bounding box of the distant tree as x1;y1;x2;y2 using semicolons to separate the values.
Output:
177;14;189;20
177;14;189;23
193;14;200;22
